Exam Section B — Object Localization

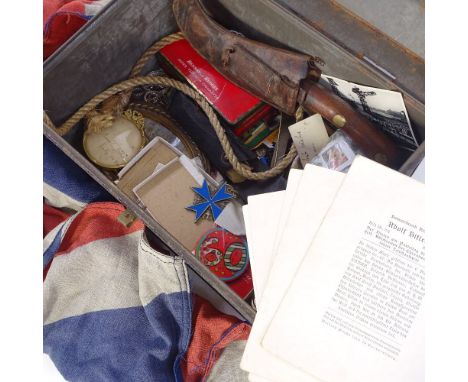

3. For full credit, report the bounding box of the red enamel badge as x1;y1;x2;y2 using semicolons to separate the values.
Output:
195;228;249;282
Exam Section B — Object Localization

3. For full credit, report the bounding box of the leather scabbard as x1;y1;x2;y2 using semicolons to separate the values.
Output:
172;0;319;116
173;0;402;168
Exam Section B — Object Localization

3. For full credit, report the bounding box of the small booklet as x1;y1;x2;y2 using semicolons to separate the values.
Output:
261;157;424;382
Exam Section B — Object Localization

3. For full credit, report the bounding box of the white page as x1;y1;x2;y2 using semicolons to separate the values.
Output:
245;169;303;307
243;191;285;302
243;207;254;289
245;170;303;382
242;165;345;382
263;156;425;382
243;204;280;382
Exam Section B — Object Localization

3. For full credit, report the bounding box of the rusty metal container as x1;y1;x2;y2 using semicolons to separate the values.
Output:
43;0;425;323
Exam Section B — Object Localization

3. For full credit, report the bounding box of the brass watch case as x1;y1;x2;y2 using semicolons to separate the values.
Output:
83;109;146;170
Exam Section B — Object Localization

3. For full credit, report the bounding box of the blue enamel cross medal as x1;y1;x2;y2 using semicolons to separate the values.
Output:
187;180;234;222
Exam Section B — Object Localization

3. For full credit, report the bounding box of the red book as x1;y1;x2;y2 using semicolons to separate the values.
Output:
233;104;276;137
159;39;264;125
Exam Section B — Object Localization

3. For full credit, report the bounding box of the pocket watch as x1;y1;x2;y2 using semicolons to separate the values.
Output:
83;109;146;169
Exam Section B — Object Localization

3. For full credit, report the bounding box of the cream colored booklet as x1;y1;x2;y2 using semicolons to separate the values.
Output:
263;156;425;382
242;165;345;382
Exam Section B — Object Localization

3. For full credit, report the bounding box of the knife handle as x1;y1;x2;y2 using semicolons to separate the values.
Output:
301;81;402;168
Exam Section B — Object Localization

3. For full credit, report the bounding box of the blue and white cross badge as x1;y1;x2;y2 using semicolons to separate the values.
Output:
186;180;234;222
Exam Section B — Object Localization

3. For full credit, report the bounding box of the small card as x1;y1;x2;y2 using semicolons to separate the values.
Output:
289;114;330;167
215;201;246;236
311;130;358;173
116;137;182;198
133;157;215;250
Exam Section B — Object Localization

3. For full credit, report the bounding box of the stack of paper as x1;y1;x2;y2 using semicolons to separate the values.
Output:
242;156;425;382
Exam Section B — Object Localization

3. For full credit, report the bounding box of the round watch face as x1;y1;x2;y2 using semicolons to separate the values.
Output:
83;115;145;169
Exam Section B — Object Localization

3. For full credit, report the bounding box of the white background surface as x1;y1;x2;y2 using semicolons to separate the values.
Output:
43;355;66;381
0;1;464;382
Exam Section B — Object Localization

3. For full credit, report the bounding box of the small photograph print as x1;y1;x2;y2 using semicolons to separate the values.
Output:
321;75;419;151
311;130;358;173
321;146;349;170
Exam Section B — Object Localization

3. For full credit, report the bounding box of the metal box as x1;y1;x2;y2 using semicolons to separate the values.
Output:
43;0;425;323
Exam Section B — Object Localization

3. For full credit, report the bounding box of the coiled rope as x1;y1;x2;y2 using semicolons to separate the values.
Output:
43;32;298;180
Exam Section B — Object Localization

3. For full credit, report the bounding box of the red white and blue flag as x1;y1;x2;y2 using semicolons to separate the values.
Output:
43;141;250;381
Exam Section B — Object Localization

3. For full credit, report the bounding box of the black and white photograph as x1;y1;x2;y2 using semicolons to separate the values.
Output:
322;75;419;151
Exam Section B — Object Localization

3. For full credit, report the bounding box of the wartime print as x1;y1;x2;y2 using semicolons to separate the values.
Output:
321;75;419;151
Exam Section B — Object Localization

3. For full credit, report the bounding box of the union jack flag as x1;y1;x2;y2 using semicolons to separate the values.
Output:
43;136;250;381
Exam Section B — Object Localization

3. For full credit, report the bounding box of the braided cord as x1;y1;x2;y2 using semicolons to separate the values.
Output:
43;33;297;180
130;32;184;77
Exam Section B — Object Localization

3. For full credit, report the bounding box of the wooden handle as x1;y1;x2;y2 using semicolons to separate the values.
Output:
301;81;403;168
